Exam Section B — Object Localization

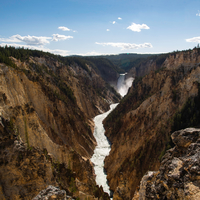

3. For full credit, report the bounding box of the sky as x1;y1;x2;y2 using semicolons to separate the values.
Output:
1;0;200;56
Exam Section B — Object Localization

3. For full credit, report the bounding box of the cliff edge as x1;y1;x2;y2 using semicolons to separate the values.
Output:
133;128;200;200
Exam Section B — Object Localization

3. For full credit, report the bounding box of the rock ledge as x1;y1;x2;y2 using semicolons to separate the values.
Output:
133;128;200;200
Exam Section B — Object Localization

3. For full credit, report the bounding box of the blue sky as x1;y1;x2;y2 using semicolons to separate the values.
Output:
1;0;200;56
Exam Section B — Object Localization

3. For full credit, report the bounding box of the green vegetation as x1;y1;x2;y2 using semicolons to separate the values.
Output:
0;46;77;104
0;46;17;68
7;118;14;132
24;117;30;148
172;89;179;102
85;56;124;74
100;53;154;71
57;81;76;103
0;46;120;104
172;83;200;132
59;56;90;73
69;177;77;193
0;46;89;73
0;45;58;62
97;53;169;72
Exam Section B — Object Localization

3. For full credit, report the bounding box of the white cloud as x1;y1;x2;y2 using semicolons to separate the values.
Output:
78;51;106;56
196;10;200;16
112;21;116;24
0;35;51;46
186;36;200;43
0;43;70;56
52;34;73;41
118;17;122;20
58;26;77;33
95;42;153;50
127;23;150;32
58;26;71;31
106;29;110;32
0;35;21;43
0;33;73;55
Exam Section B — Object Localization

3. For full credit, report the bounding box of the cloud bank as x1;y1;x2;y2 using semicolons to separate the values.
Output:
0;35;51;46
127;23;150;32
186;36;200;43
95;42;152;50
0;33;73;56
0;34;73;45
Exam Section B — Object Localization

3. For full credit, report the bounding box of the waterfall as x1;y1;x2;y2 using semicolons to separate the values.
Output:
117;73;134;97
91;75;134;197
91;103;118;196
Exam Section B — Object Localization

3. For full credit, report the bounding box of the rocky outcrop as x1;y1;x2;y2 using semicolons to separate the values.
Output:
33;185;73;200
163;48;200;70
103;48;200;199
133;128;200;200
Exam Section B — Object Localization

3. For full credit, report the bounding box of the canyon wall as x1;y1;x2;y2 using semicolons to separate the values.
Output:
104;48;200;199
128;54;168;78
0;48;120;199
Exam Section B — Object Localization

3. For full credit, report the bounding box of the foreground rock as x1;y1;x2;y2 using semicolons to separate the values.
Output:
33;185;73;200
133;128;200;199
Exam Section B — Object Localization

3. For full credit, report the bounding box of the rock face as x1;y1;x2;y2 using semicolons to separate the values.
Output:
128;54;168;78
133;128;200;200
163;48;200;70
33;185;73;200
128;48;200;79
0;118;110;200
0;48;119;199
103;48;200;199
0;122;56;199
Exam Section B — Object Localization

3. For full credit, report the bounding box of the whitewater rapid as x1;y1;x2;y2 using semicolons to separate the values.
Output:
91;74;134;196
91;103;118;196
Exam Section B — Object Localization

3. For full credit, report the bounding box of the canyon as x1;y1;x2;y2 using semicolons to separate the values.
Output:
1;46;200;200
104;48;200;199
0;47;120;200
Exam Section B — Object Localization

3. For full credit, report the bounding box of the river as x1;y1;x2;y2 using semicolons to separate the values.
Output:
91;74;134;197
91;103;118;196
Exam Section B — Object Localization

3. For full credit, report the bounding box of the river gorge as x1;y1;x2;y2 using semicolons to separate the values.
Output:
91;74;134;197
